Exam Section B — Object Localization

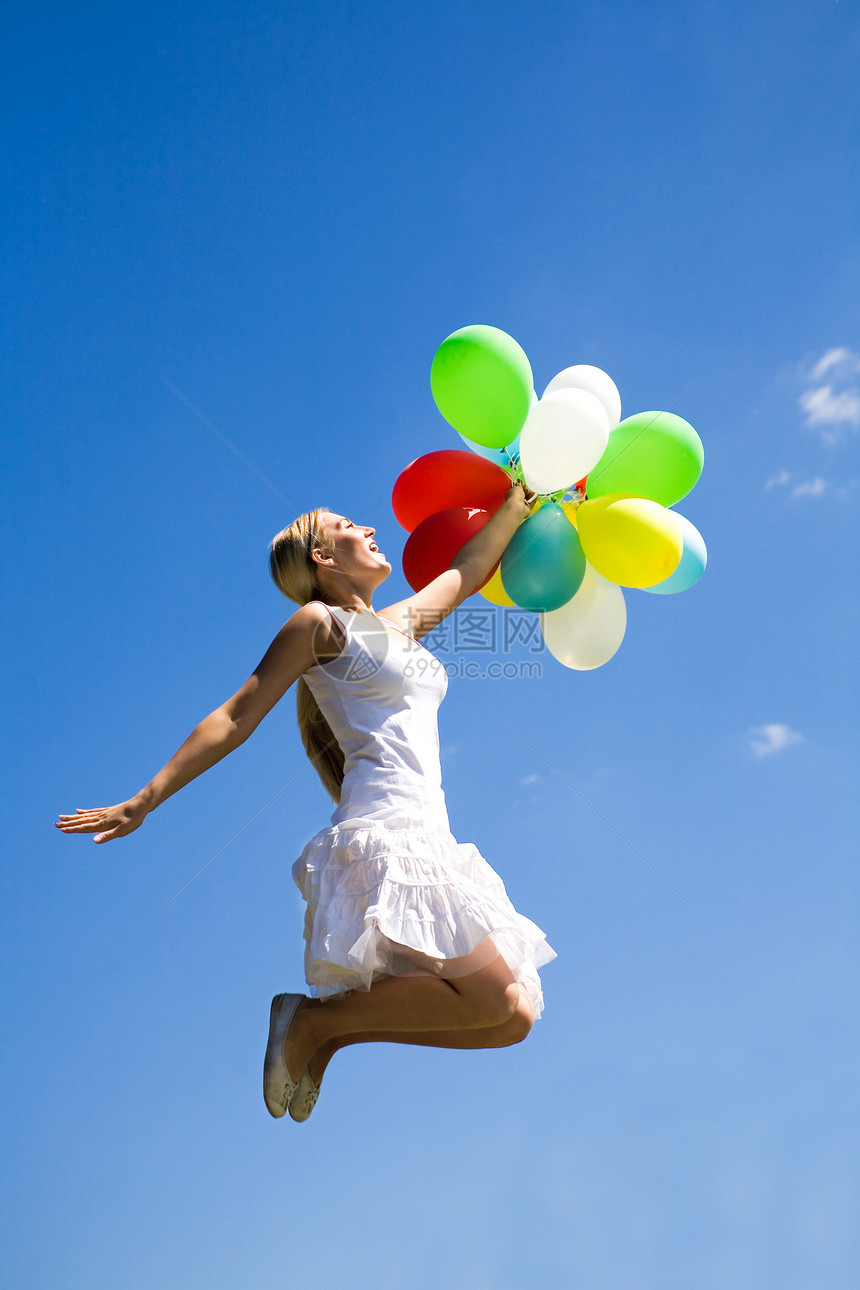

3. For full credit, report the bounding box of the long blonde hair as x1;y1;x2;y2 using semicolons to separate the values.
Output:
268;507;345;804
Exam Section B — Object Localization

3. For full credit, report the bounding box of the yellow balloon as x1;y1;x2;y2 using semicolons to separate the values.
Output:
479;562;517;606
576;494;682;587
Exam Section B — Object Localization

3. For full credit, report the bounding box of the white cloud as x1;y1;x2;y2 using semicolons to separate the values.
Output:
799;385;860;429
518;772;540;786
749;724;803;758
811;347;860;381
790;476;826;499
799;347;860;441
764;470;827;499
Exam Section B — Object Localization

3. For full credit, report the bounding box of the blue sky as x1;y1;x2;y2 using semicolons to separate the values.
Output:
3;2;859;1286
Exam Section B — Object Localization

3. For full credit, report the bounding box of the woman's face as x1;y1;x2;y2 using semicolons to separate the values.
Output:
323;513;391;578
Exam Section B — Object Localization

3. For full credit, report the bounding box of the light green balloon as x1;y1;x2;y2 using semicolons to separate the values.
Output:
586;411;704;507
430;325;534;449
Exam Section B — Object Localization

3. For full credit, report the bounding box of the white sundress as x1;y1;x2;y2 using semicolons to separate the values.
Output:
292;602;556;1018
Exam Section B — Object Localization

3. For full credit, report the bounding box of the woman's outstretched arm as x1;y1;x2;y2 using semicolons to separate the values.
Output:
55;601;333;844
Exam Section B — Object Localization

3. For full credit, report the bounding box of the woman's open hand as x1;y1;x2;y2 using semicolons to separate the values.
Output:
55;796;150;844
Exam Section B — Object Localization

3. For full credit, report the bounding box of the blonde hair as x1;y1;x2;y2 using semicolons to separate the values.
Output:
268;507;345;804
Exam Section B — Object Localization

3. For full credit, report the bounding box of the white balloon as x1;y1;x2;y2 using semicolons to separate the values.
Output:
519;388;610;494
540;563;627;670
543;364;621;429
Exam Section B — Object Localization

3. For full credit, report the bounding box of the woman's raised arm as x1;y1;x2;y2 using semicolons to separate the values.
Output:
55;601;333;844
379;482;534;641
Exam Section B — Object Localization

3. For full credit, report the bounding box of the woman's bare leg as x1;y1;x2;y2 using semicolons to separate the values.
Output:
283;955;522;1083
306;988;534;1083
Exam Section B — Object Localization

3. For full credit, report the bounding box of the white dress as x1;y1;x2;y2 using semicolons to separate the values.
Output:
292;603;556;1017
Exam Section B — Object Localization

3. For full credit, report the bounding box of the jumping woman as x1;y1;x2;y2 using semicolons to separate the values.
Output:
56;480;556;1122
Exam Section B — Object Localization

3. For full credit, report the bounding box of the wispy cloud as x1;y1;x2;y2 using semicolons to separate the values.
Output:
519;772;540;786
764;470;827;500
799;347;860;442
790;476;826;499
799;386;860;431
749;724;803;759
810;347;860;382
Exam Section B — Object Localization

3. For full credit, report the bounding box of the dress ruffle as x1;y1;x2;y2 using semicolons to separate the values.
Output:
292;814;556;1019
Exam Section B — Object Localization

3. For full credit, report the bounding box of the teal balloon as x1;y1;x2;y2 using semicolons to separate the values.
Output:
643;513;707;594
501;502;586;611
457;430;521;467
587;411;704;507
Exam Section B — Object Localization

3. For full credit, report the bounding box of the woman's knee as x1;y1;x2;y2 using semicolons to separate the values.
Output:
476;979;524;1027
453;962;517;1025
486;994;534;1047
507;994;534;1044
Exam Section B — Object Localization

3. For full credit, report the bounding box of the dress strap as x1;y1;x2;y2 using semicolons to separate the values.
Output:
315;602;348;626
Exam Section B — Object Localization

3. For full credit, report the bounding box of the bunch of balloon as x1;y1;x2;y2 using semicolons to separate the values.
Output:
393;324;707;671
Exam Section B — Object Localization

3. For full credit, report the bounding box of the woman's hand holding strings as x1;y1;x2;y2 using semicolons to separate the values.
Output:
56;796;150;844
504;480;537;521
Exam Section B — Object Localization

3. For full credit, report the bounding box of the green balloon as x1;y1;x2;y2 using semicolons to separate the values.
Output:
586;411;704;507
430;325;534;449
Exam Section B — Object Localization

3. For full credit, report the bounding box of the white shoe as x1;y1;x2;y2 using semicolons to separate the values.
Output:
263;993;304;1118
289;1067;321;1122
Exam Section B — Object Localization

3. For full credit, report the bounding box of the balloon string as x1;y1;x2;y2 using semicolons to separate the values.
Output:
506;459;583;509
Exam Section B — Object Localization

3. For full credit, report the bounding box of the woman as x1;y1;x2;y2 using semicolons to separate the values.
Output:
57;480;556;1122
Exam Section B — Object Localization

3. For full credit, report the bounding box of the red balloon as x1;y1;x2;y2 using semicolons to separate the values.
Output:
392;450;512;532
402;507;498;592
